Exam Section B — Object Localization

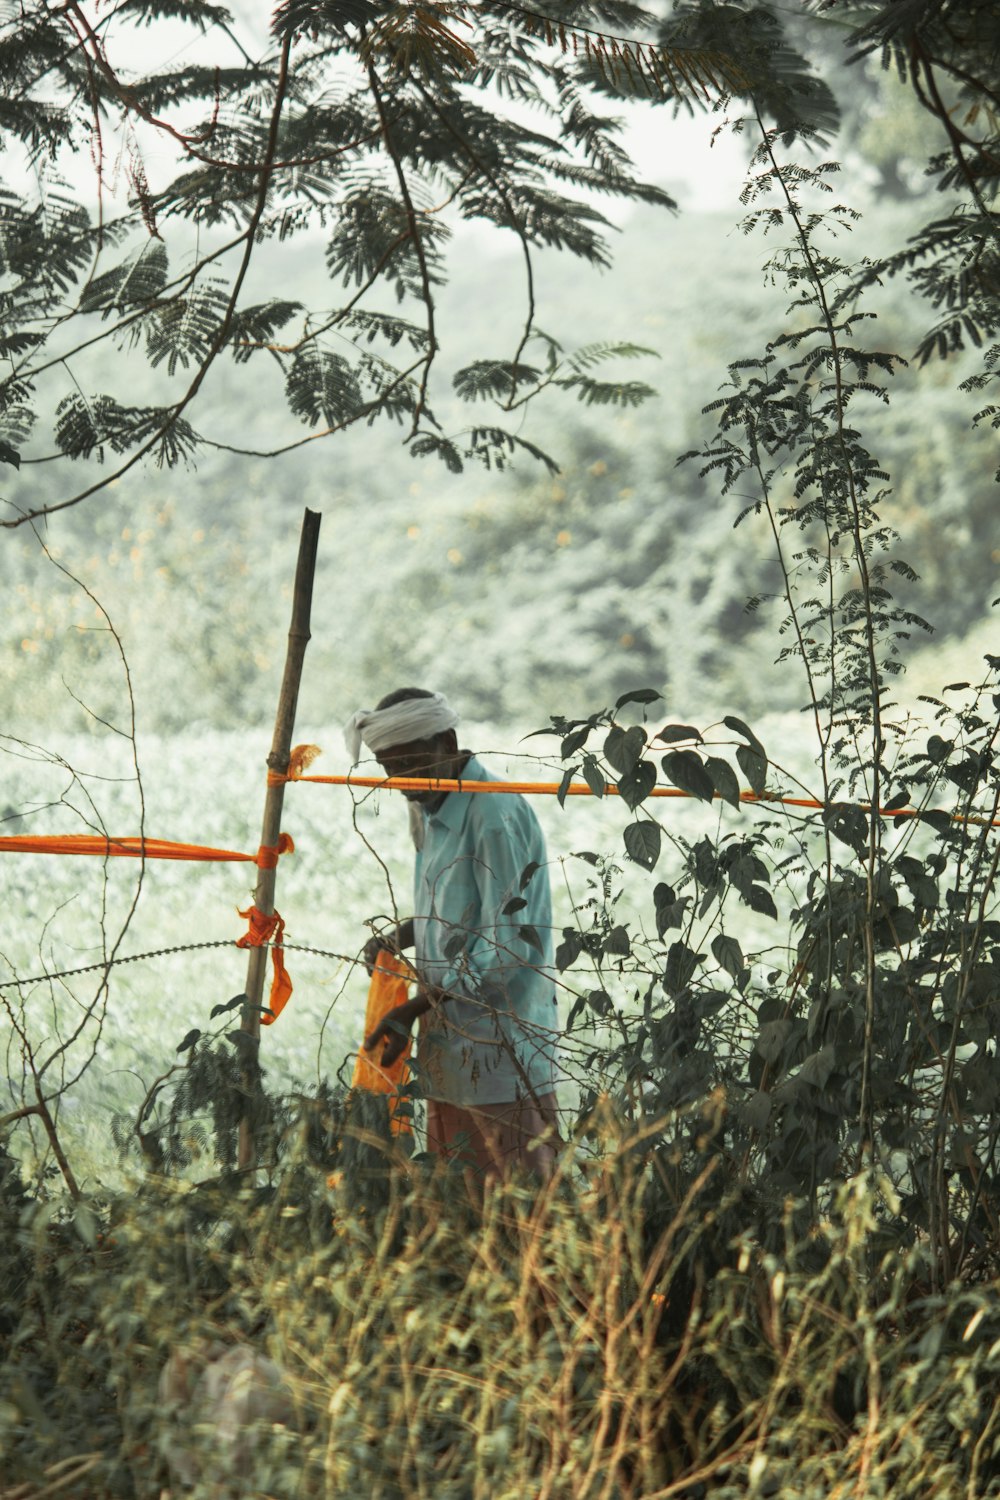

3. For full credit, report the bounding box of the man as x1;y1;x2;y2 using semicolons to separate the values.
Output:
345;687;560;1178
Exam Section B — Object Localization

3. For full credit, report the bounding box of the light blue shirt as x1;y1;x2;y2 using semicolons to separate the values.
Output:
413;756;558;1106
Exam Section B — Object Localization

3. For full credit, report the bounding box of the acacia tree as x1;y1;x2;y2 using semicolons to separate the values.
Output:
0;0;846;528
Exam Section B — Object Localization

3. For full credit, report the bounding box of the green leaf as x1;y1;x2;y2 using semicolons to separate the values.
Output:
824;804;869;858
795;1045;835;1090
556;930;583;971
116;0;235;25
73;1202;99;1249
919;810;952;832
0;440;20;469
756;1018;793;1064
614;687;662;710
503;896;528;915
227;299;301;362
146;277;229;376
557;765;577;807
581;755;606;798
926;734;953;764
882;788;912;812
518;924;543;955
519;861;540;891
567;993;588;1030
561;725;592;758
176;1028;201;1052
444;931;467;959
624;818;661;870
604;724;645;774
749;885;778;921
618;759;656;810
326;186;447;300
655;723;702;744
209;993;248;1019
604;925;631;956
724;715;767;761
736;744;767;797
661;749;715;803
654;882;687;936
711;933;744;979
706;755;741;809
664;941;703;995
741;1091;772;1132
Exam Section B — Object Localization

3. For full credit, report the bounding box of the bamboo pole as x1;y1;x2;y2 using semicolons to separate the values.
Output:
238;507;322;1173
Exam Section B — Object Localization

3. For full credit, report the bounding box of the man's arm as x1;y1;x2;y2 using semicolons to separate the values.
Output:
364;981;448;1068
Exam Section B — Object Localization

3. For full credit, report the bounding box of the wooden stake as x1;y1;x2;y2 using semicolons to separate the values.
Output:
238;508;322;1173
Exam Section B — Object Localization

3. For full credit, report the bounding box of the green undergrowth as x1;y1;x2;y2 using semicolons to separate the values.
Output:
3;1097;1000;1500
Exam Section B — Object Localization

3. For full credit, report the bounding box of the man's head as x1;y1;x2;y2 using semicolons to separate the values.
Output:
372;688;461;800
344;687;464;802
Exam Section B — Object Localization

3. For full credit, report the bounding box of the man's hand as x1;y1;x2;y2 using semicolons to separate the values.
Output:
362;918;415;976
362;933;390;977
364;998;421;1069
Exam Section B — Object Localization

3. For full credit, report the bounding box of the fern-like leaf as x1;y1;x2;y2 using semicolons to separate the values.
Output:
565;340;658;371
453;359;541;402
54;393;199;466
339;309;430;350
112;1;235;28
556;374;655;407
359;3;478;80
285;344;363;427
466;424;558;472
226;299;302;362
327;186;448;302
79;240;169;317
145;277;230;375
409;431;464;471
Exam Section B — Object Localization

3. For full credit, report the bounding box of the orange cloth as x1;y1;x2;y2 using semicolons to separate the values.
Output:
256;832;295;868
267;744;322;785
352;950;414;1136
236;905;292;1024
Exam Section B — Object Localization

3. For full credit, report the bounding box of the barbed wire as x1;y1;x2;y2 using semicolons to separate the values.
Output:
0;939;358;992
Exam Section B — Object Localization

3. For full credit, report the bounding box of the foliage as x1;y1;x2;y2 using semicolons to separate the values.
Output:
4;1093;1000;1497
0;0;837;526
524;128;1000;1295
811;0;1000;371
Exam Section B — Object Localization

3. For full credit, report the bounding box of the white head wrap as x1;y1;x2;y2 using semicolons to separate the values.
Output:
343;692;461;850
343;691;460;766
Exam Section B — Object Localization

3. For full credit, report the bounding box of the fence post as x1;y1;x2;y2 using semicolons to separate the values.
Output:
238;507;322;1173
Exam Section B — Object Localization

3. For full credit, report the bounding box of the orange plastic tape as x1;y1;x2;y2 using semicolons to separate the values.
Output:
273;774;1000;827
236;905;292;1024
0;835;259;862
0;833;296;865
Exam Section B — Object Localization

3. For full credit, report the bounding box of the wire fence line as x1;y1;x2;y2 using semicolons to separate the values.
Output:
0;938;360;993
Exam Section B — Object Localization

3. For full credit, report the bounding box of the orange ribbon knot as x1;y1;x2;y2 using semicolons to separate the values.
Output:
236;905;292;1024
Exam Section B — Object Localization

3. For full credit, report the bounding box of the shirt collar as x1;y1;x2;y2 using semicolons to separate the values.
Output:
425;753;488;834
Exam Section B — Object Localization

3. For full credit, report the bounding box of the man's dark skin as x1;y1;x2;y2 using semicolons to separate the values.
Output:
362;728;470;1068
